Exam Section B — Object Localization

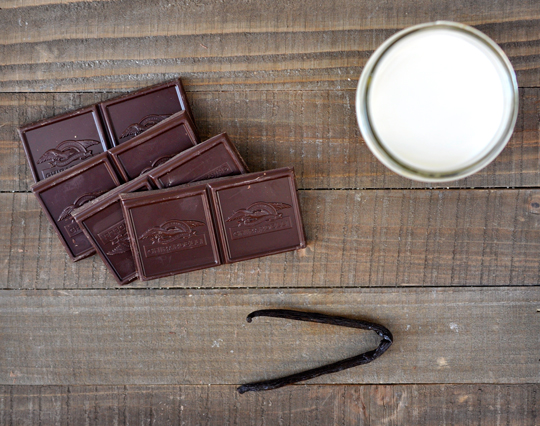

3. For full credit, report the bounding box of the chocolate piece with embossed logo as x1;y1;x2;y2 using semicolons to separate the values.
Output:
208;167;306;263
148;133;248;189
18;105;109;183
108;111;199;181
72;175;153;285
99;78;194;146
31;153;123;261
120;184;221;281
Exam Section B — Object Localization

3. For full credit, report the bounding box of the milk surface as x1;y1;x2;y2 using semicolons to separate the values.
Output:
367;27;514;174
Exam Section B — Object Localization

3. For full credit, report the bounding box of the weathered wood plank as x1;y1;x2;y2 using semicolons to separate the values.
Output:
2;89;540;192
0;0;111;8
2;189;540;290
1;384;539;426
0;1;539;91
1;288;539;385
1;1;537;422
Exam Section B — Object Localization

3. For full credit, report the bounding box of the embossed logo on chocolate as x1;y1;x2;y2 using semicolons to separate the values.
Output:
97;220;131;256
119;114;171;140
189;162;233;182
38;139;99;178
140;219;207;258
139;155;174;176
226;201;293;240
58;191;107;237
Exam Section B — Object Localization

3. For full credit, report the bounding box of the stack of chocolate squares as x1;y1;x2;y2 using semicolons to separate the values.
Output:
19;79;306;285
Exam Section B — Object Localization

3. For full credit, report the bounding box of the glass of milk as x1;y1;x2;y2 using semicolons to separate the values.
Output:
356;21;518;182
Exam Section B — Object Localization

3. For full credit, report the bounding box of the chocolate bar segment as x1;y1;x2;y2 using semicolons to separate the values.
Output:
148;133;248;189
18;105;109;183
99;78;194;146
208;167;306;263
72;175;153;285
108;111;199;181
120;185;221;281
31;152;122;261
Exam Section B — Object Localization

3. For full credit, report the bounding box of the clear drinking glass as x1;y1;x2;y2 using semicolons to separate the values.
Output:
356;21;519;183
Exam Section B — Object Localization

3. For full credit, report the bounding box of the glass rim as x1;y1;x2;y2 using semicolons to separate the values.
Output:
355;21;519;183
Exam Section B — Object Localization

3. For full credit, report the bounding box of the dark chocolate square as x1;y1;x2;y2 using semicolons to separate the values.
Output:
31;153;123;261
108;111;199;181
120;185;221;281
208;167;306;263
148;133;248;189
99;78;194;146
72;175;154;285
18;105;109;183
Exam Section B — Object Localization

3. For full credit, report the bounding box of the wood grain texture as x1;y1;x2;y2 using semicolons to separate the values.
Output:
0;1;539;91
3;88;540;192
1;0;539;423
1;287;539;385
2;189;540;289
1;384;539;426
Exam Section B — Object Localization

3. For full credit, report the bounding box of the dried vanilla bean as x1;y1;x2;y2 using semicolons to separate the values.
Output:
237;309;393;394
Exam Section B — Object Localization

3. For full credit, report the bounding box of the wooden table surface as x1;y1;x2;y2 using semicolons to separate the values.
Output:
1;0;540;424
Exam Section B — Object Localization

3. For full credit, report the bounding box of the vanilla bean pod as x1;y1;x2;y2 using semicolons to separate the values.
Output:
237;309;393;394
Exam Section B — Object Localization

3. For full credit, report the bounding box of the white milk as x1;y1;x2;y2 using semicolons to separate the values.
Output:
366;27;515;174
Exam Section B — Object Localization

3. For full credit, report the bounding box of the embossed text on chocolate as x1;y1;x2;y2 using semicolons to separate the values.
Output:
99;220;126;246
192;163;232;182
64;221;84;238
42;166;70;179
143;234;207;258
97;220;133;256
230;216;292;240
